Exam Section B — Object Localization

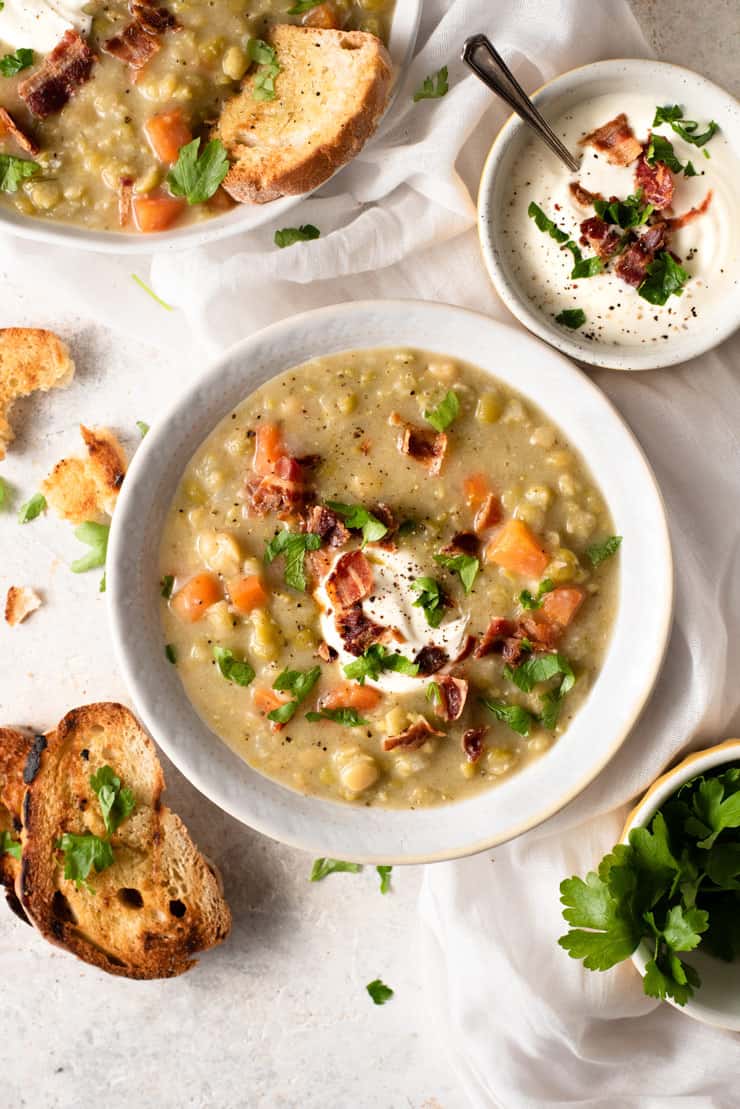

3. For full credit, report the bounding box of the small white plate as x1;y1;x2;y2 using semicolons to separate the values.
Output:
0;2;422;254
478;59;740;370
108;300;672;863
623;740;740;1031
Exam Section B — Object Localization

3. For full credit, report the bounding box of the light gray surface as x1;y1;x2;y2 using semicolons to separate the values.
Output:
630;0;739;95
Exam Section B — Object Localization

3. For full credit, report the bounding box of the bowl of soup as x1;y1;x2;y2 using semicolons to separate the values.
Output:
108;300;673;861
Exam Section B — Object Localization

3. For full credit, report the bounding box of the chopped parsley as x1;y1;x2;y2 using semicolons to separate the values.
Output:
131;274;174;310
366;978;394;1005
0;48;33;76
504;652;575;697
481;698;536;737
71;522;109;573
288;0;325;10
563;241;604;279
0;154;38;194
555;308;586;330
594;192;653;229
213;645;256;687
136;420;150;437
0;830;21;860
0;476;7;508
57;833;115;892
165;643;177;664
586;534;622;567
528;201;569;243
310;857;362;881
268;664;321;723
17;493;46;524
638;252;689;306
518;578;554;610
413;65;448;102
274;224;321;248
434;552;479;593
396;518;419;539
411;576;445;628
426;681;441;705
327;501;388;546
653;104;719;147
167;137;229;204
160;574;175;599
424;389;459;433
343;644;419;685
377;865;392;894
89;765;135;836
264;527;321;591
645;133;696;177
305;708;369;727
248;37;280;101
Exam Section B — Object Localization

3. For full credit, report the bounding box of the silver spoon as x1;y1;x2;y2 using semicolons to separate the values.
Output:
462;34;580;173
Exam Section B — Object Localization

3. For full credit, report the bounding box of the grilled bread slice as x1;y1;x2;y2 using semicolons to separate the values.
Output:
0;727;34;921
0;328;75;459
214;24;392;204
19;703;231;979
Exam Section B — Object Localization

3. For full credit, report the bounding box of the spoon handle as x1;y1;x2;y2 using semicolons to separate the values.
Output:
462;34;580;174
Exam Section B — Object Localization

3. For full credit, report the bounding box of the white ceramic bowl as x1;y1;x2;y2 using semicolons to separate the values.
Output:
0;2;421;254
478;59;740;370
108;300;673;863
623;739;740;1031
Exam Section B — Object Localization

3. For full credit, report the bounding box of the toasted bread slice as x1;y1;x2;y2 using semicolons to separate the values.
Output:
214;24;392;204
0;727;34;921
42;424;127;523
0;329;75;459
19;703;231;979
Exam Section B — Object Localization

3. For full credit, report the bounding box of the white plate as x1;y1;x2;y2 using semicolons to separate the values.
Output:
0;2;422;254
478;59;740;370
108;300;673;863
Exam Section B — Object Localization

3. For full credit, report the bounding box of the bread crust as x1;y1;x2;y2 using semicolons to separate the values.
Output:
0;727;34;921
0;328;74;459
42;424;127;523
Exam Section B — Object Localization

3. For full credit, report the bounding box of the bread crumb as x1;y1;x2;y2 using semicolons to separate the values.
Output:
4;585;42;627
42;424;127;524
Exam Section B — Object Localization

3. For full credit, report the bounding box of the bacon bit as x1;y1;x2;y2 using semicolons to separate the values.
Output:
474;492;502;535
336;602;390;657
579;216;622;261
294;453;323;470
638;220;668;254
5;585;42;627
383;717;444;752
614;240;654;287
372;502;397;536
462;727;487;764
474;615;560;665
432;675;468;722
413;645;448;675
305;504;350;549
635;153;675;210
129;0;179;34
325;550;373;610
389;412;447;476
580;113;642;166
473;618;516;659
19;30;95;119
451;634;476;664
247;455;310;519
316;641;338;663
103;22;162;69
0;108;39;155
569;181;602;208
118;176;134;228
443;531;479;557
666;190;712;231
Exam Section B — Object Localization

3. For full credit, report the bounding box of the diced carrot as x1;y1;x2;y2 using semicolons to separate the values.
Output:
133;193;186;233
228;574;268;614
253;687;287;715
485;519;549;579
463;472;490;510
253;422;286;475
321;684;382;712
144;109;192;165
171;573;222;622
540;587;585;627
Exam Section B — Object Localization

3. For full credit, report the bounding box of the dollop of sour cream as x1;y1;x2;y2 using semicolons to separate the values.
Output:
315;547;469;695
0;0;92;54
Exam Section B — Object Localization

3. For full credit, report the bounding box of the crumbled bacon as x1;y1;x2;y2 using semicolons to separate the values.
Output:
389;413;447;476
383;717;444;752
413;645;448;675
474;615;560;666
462;727;487;764
336;602;389;657
295;453;323;470
103;22;162;69
19;30;95;119
451;635;476;664
443;532;479;557
325;550;373;610
473;493;502;534
0;108;39;155
579;216;622;261
666;191;712;231
569;181;602;208
247;455;310;519
372;502;397;536
473;618;516;660
129;0;179;34
118;176;134;228
637;220;668;254
305;504;350;549
316;641;338;663
432;675;468;722
634;153;675;211
580;113;642;166
614;241;653;287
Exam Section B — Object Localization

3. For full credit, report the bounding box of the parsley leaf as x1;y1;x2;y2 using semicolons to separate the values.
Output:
377;865;392;894
0;475;8;508
411;576;445;628
570;255;604;280
268;665;321;722
413;65;448;102
327;501;388;546
288;0;324;10
71;521;109;573
0;830;21;859
366;978;394;1004
310;857;362;881
434;551;479;593
638;251;689;306
136;420;150;437
0;154;39;194
57;833;115;891
89;765;135;836
17;492;45;523
518;578;554;610
305;708;369;726
248;37;280;101
594;193;653;229
132;273;174;310
274;224;320;248
505;652;575;696
343;644;419;685
167;138;229;205
586;535;622;567
527;201;569;243
653;104;719;147
426;681;441;705
160;574;175;599
0;48;34;76
213;645;256;687
264;527;321;591
165;643;177;664
558;869;642;970
480;698;536;737
424;389;459;433
645;133;696;177
555;308;586;329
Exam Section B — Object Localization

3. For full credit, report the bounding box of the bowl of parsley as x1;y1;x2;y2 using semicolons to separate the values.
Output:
559;739;740;1029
